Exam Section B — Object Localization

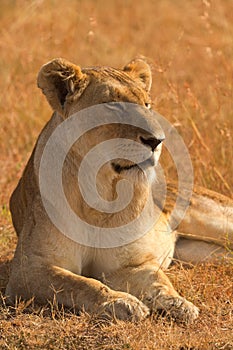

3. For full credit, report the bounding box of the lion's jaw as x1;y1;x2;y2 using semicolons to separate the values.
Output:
63;142;157;230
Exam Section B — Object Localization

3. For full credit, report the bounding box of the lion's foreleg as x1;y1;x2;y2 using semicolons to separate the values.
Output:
6;263;149;321
104;261;199;324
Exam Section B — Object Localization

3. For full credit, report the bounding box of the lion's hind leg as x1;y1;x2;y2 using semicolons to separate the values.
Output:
171;185;233;263
174;237;233;264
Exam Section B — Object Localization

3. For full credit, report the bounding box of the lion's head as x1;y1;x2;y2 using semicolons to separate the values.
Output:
37;58;164;228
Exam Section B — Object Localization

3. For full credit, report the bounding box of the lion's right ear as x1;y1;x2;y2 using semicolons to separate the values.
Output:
123;58;152;92
37;58;89;115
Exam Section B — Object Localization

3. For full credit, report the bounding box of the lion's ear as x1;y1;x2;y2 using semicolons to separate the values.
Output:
37;58;89;115
123;59;152;92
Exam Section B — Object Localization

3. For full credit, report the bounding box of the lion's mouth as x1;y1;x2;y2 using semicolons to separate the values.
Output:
112;155;155;174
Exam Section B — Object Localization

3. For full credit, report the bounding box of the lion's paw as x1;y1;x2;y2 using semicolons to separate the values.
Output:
154;296;199;324
98;294;150;322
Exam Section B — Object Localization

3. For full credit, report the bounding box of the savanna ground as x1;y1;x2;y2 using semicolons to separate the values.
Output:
0;1;233;349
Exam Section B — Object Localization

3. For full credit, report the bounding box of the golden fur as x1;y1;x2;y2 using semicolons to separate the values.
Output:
6;58;233;323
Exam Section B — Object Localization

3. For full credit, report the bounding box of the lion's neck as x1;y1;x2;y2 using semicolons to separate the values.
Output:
63;158;154;228
85;183;153;229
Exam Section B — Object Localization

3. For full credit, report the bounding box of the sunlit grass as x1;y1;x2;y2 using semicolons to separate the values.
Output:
0;1;232;349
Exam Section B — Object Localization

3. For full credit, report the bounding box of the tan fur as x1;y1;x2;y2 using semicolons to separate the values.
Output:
6;58;233;323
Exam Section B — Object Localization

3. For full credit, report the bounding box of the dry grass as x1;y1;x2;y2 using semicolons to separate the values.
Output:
0;263;232;349
0;0;232;349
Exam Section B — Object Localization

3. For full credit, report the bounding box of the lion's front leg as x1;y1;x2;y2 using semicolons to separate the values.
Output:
6;262;149;322
104;261;199;324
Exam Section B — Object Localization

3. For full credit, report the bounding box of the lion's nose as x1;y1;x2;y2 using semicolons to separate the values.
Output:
140;136;164;152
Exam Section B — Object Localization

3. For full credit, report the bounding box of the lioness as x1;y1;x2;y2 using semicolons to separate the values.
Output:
6;58;233;324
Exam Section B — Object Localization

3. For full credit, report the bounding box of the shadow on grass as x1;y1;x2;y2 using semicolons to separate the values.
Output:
0;260;11;294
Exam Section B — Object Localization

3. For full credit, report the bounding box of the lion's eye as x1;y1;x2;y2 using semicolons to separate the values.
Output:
145;103;151;109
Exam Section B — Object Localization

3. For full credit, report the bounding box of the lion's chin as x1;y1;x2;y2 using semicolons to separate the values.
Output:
112;155;155;174
112;158;156;185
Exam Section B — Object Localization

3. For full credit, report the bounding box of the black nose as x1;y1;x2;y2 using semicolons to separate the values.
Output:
140;136;164;152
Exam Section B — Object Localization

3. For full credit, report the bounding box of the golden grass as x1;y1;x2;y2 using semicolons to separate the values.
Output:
0;0;233;349
0;263;232;349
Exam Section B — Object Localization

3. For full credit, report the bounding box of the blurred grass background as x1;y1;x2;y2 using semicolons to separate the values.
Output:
0;0;232;212
0;1;232;349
